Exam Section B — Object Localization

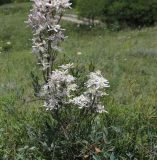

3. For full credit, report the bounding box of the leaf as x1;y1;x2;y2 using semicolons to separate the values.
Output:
29;146;36;151
93;155;100;160
110;152;116;160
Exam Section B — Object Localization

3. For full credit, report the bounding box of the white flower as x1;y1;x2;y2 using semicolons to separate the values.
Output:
70;95;90;109
70;71;110;113
41;64;76;110
6;41;11;45
32;39;47;53
96;104;108;113
86;70;110;89
59;63;74;70
77;52;82;55
44;98;59;110
38;59;50;70
49;69;75;84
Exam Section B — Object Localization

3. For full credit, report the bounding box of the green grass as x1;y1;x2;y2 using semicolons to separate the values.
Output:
0;3;157;159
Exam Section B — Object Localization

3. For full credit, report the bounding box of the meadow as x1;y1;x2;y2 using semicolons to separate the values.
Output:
0;2;157;159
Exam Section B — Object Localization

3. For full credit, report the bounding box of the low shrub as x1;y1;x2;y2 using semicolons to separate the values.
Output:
0;0;12;5
77;0;104;25
102;0;157;27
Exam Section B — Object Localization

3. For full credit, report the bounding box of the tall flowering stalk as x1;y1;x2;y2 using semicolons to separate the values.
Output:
27;0;110;158
28;0;71;82
28;0;109;114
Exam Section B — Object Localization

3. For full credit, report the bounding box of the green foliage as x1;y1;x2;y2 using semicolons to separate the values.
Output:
70;0;77;7
76;0;157;27
0;0;12;5
36;108;99;159
14;0;30;2
77;0;104;25
0;3;157;159
103;0;157;27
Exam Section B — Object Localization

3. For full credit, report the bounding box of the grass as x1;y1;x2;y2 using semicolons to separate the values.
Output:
0;2;157;159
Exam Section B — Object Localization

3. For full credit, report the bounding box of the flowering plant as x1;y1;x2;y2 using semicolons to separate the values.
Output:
27;0;109;158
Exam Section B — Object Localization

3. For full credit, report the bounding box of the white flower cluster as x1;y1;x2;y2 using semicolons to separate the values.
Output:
42;68;109;113
70;71;110;113
41;63;77;110
27;0;71;71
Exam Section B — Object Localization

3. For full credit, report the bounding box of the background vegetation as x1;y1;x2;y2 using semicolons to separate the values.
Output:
0;0;29;5
76;0;104;22
102;0;157;27
0;2;157;160
1;0;157;27
77;0;157;28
